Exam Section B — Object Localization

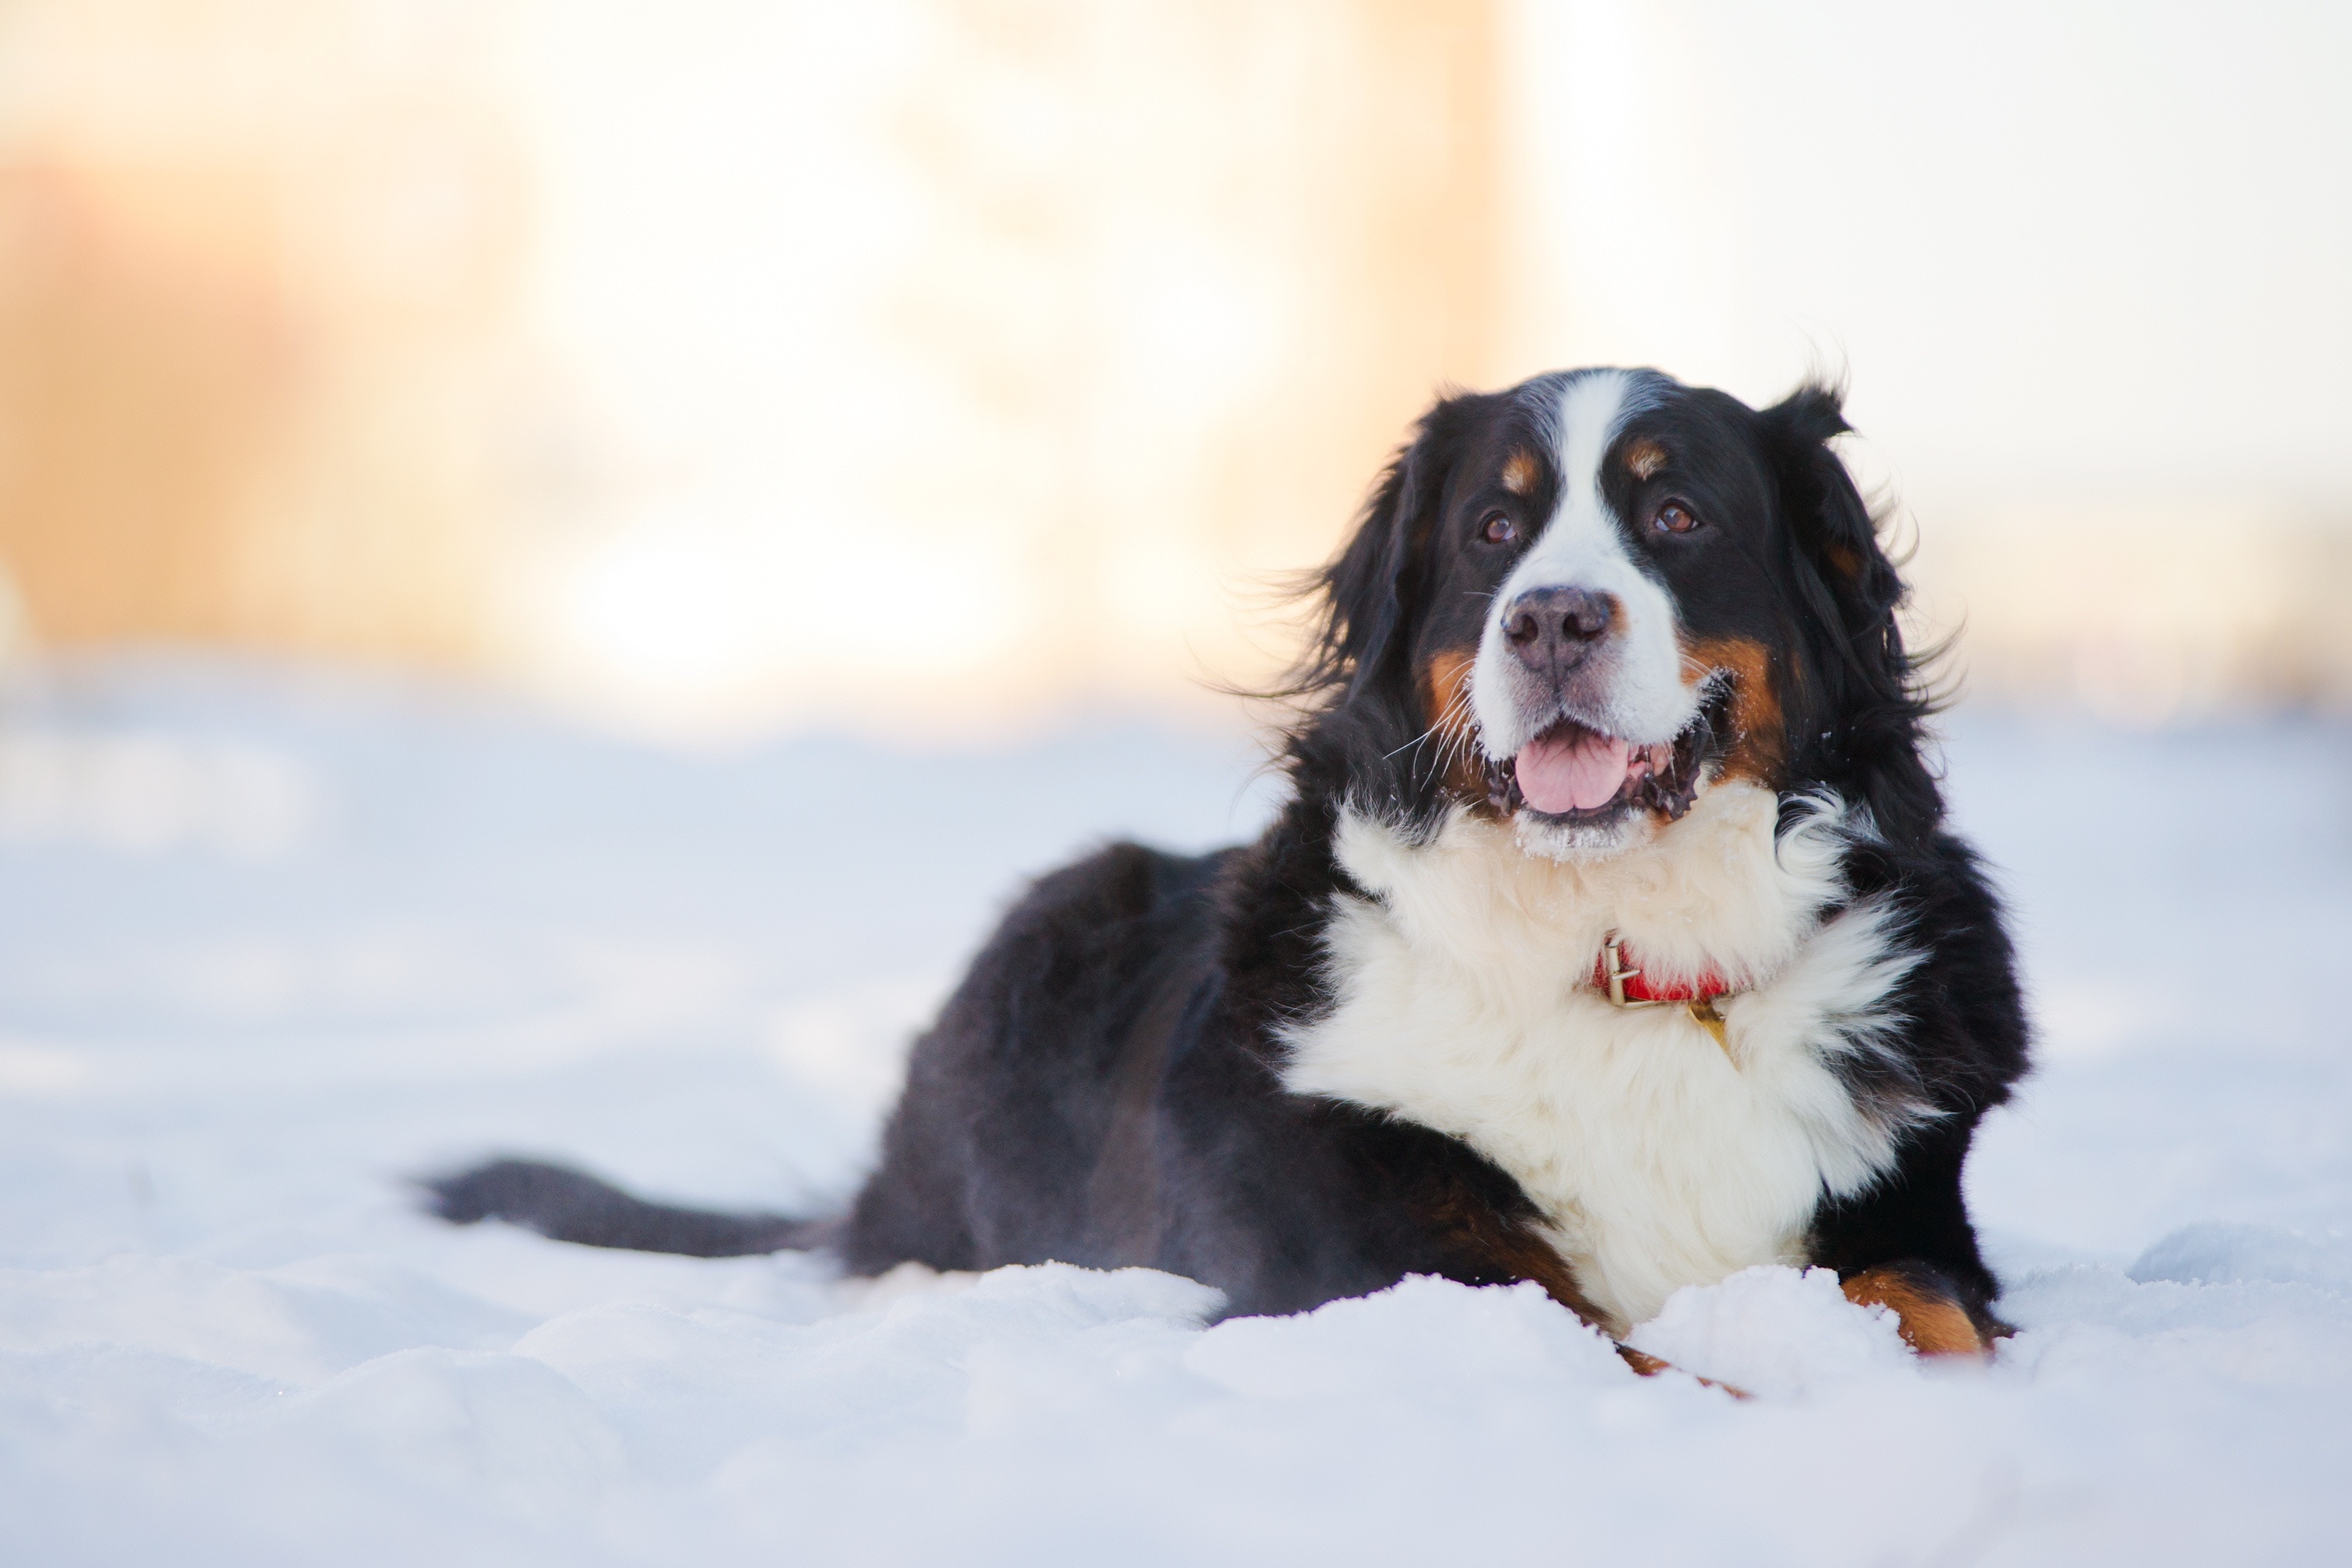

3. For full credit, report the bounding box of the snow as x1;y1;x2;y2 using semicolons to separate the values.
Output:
3;655;2349;1566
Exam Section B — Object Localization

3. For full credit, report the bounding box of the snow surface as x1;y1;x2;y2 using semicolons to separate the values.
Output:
4;656;2350;1566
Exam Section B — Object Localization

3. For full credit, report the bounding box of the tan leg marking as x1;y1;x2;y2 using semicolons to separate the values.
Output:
1617;1342;1752;1398
1843;1265;1990;1358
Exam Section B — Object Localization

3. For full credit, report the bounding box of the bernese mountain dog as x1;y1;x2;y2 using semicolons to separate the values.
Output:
432;367;2031;1364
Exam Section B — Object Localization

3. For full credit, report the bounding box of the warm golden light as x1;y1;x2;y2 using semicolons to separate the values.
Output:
2;2;2348;733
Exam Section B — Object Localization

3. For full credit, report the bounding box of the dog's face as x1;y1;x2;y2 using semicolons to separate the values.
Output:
1312;367;1916;859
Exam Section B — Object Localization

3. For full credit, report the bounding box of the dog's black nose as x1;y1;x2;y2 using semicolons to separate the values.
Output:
1503;586;1615;670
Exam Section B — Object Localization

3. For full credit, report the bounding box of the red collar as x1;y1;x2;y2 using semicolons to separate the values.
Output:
1591;933;1737;1007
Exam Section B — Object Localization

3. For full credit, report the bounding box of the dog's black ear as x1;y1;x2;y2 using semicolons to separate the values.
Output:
1759;384;1902;649
1759;383;1909;691
1759;382;1940;839
1308;394;1475;702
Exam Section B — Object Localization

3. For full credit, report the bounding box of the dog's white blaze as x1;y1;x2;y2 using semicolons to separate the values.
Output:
1279;782;1930;1333
1469;369;1696;761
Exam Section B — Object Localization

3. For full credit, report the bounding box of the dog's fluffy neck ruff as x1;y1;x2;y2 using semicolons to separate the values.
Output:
1283;780;1924;1332
1380;782;1846;992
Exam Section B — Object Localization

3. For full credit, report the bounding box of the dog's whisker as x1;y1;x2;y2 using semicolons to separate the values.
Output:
1384;724;1446;763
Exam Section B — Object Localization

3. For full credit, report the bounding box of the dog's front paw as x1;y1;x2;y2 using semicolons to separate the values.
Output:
1615;1341;1751;1398
1840;1262;1997;1358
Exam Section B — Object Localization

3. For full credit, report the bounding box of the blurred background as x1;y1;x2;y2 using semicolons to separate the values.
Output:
3;0;2347;740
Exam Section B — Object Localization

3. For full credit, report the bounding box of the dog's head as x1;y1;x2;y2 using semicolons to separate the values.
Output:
1293;367;1938;856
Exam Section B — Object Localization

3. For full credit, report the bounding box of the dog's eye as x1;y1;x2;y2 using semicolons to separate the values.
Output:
1481;512;1517;545
1653;501;1701;534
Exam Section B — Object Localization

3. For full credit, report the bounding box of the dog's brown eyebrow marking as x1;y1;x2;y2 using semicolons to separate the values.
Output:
1500;450;1541;495
1623;438;1668;480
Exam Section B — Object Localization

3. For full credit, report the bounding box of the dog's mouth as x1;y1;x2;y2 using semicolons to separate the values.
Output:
1482;683;1730;825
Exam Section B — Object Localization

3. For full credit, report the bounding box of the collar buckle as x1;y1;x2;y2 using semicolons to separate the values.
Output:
1598;931;1738;1059
1599;933;1667;1010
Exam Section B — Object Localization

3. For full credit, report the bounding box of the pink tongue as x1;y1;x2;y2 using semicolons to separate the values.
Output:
1515;729;1633;814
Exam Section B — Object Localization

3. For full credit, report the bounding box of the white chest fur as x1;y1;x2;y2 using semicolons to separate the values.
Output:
1279;784;1928;1334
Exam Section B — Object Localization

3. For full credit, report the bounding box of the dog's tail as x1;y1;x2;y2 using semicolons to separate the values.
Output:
419;1158;832;1258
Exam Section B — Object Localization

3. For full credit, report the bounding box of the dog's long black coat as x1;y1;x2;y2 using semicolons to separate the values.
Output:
432;371;2031;1331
